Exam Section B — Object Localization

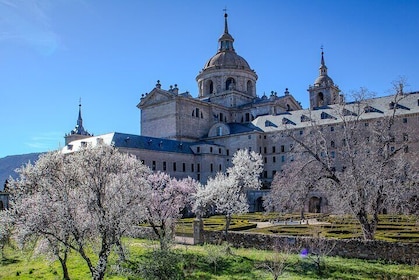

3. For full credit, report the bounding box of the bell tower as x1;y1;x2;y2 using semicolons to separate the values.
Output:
307;48;341;109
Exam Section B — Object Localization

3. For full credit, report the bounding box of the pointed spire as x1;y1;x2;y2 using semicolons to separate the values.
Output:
321;46;325;66
77;98;83;128
319;46;328;76
224;9;229;34
218;9;235;52
70;99;91;136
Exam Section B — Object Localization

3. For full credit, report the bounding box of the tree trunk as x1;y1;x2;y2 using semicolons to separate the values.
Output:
356;208;377;240
91;246;111;280
300;207;305;220
58;256;70;280
115;238;126;263
224;215;232;242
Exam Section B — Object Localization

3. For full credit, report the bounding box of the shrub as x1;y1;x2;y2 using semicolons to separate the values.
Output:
135;250;184;280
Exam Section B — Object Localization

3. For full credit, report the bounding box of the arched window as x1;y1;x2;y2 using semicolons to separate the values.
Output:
317;92;324;106
247;80;253;95
217;126;222;136
226;78;235;90
207;80;214;94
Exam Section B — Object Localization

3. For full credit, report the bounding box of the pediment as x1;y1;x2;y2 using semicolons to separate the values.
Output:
137;88;176;108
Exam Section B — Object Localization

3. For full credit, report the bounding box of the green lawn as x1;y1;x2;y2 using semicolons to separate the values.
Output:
1;238;418;279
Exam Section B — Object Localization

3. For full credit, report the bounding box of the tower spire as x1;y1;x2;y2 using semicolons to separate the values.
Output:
64;99;92;145
77;98;83;128
223;8;229;34
70;99;90;136
319;46;328;76
218;10;235;52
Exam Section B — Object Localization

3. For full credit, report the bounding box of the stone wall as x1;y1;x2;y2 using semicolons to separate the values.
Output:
129;224;418;264
202;230;419;265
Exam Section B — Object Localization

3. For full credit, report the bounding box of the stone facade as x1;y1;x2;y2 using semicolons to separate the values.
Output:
63;13;419;214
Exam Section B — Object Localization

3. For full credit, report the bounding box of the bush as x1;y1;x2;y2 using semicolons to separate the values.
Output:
134;250;184;280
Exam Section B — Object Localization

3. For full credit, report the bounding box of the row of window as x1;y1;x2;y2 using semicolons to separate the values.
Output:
196;146;227;155
258;144;293;154
147;160;224;174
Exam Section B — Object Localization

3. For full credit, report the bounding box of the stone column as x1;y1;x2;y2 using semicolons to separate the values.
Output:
193;218;204;245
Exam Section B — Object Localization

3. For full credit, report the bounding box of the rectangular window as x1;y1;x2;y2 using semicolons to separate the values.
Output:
163;161;167;171
197;147;200;153
272;170;276;177
191;164;194;172
183;163;186;172
330;126;334;132
173;162;177;172
272;146;276;153
403;118;408;123
152;161;156;171
403;133;408;141
197;174;201;181
273;156;276;163
219;148;222;154
226;149;230;156
299;130;304;135
281;155;285;162
264;157;267;163
264;147;267;154
210;164;214;172
281;145;285;153
210;147;213;153
197;163;200;172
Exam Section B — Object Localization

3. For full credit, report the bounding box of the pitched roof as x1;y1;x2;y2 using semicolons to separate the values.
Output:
252;92;419;132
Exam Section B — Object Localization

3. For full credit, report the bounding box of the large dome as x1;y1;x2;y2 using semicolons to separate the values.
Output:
204;51;251;70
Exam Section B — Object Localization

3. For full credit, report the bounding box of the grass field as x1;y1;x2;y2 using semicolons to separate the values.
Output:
1;213;418;279
1;238;418;279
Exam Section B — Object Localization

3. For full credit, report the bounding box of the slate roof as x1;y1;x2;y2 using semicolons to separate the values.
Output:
252;92;419;132
62;132;197;154
227;123;264;134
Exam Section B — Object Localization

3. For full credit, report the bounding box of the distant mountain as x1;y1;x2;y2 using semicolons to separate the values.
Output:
0;153;42;191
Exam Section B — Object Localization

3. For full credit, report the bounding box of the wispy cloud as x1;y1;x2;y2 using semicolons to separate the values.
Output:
25;131;63;152
0;0;60;55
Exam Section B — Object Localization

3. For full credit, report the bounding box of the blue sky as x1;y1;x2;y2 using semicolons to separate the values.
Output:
1;0;418;158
